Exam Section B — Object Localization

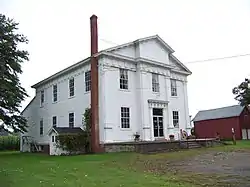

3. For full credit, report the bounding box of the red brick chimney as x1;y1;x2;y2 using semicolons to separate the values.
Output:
90;14;101;153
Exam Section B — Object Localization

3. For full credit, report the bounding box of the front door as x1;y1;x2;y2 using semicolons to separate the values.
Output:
153;108;164;137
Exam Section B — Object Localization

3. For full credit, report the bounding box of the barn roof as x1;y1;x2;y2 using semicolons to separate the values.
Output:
193;105;245;122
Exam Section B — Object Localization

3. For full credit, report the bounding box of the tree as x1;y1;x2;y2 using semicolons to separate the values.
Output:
232;78;250;107
0;14;29;132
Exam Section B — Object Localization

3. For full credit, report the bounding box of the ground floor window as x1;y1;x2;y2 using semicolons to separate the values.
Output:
121;107;130;128
173;111;179;128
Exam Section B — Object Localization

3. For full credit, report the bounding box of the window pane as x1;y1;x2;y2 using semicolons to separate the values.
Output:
85;71;91;92
153;108;163;116
52;116;57;127
40;119;43;135
69;78;74;97
121;107;130;128
120;69;128;90
69;113;74;128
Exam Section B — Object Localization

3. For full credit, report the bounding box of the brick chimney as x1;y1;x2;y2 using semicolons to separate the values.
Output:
90;14;101;153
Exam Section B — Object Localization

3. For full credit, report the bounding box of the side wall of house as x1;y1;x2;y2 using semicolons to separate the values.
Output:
22;63;92;146
194;117;241;140
20;97;38;152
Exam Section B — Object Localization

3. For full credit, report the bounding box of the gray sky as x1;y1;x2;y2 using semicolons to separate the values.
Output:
1;0;250;117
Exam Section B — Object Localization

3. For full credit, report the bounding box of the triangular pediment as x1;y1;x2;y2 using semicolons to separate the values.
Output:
104;35;191;74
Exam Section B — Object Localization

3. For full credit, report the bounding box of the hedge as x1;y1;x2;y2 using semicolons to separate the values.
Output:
0;136;20;151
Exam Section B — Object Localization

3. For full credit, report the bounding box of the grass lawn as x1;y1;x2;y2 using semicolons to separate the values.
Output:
0;140;249;187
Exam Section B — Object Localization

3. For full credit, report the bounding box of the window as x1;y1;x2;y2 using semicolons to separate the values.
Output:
40;90;44;106
85;71;91;92
69;113;74;128
171;79;177;96
40;119;43;135
121;107;130;128
172;111;179;128
53;84;57;102
52;116;57;128
120;69;128;90
152;73;159;92
52;136;55;142
69;78;74;97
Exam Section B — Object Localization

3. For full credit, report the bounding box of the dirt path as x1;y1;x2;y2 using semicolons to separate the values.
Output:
167;150;250;187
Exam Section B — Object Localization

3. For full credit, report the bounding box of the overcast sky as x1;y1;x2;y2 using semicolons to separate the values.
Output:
1;0;250;117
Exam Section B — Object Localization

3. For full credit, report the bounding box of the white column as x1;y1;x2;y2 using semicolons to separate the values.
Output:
183;81;191;129
148;107;154;141
163;107;168;139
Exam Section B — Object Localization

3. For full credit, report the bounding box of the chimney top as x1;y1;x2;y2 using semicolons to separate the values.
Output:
90;14;98;19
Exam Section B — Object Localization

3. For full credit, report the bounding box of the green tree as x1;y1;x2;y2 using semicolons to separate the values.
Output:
0;14;29;132
232;78;250;106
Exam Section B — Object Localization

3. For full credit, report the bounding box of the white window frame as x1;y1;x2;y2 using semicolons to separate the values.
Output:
52;116;57;128
40;90;44;106
152;73;160;92
85;71;91;92
69;78;75;97
172;111;179;128
171;79;177;96
40;119;43;135
52;84;58;102
119;69;128;90
69;112;74;128
121;107;130;128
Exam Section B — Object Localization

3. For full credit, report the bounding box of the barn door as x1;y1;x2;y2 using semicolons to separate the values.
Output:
242;129;247;140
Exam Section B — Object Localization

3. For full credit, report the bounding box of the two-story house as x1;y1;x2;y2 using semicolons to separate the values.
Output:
20;15;192;155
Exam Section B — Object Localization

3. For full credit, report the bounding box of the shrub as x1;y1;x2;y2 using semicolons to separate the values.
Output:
56;108;91;154
56;132;89;154
0;136;20;151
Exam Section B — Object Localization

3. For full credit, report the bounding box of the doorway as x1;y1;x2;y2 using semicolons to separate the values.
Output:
153;108;164;138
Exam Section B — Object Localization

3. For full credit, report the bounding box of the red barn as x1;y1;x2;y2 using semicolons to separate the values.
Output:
193;105;250;140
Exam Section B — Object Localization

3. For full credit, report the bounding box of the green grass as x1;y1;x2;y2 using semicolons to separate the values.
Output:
1;141;249;187
0;152;193;187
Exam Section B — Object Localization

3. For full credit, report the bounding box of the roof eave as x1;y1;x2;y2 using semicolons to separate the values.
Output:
31;57;91;89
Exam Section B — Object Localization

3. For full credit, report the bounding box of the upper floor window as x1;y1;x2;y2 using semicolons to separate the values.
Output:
40;119;43;135
152;73;159;92
85;71;91;92
69;78;75;97
121;107;130;128
40;90;44;106
52;116;57;128
120;69;128;90
69;112;74;128
172;111;179;128
171;79;177;96
53;84;58;102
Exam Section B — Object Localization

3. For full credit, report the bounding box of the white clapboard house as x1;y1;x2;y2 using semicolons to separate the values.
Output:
20;15;192;155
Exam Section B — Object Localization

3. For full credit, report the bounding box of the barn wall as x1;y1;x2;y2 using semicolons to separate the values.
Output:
194;117;241;140
239;107;250;129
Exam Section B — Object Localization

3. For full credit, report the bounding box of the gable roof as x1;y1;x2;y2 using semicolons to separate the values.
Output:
104;35;175;53
48;127;83;135
31;35;191;89
193;105;245;122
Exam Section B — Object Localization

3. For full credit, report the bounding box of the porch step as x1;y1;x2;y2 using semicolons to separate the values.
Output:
187;141;202;149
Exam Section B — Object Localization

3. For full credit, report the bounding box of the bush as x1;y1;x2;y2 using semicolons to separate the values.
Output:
0;136;20;151
56;108;91;154
56;132;89;154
